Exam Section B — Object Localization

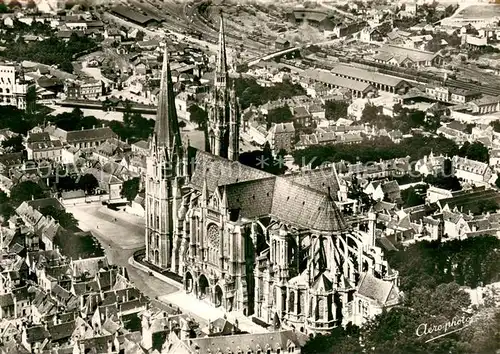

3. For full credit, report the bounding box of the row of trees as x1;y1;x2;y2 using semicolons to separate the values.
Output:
232;77;306;110
361;104;440;134
458;141;489;163
0;104;159;145
239;142;287;175
3;32;97;73
292;135;460;168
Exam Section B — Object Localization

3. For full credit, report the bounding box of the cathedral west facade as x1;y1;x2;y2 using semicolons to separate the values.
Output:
144;16;401;334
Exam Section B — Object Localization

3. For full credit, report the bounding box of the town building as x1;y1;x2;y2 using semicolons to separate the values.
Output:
301;69;378;98
66;126;117;149
267;122;295;154
0;62;30;110
64;79;103;100
329;64;411;94
452;156;495;185
373;44;443;68
26;132;63;162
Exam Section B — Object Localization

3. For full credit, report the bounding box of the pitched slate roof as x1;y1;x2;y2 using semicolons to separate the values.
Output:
26;325;50;343
71;256;109;278
302;69;375;93
330;63;407;88
27;197;64;211
357;272;396;305
48;321;76;342
186;330;304;354
0;293;14;307
66;127;116;144
190;149;346;232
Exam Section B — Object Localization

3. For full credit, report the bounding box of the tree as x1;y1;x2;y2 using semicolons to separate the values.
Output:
188;105;208;130
55;176;78;191
26;85;37;114
7;0;20;9
325;100;349;120
0;1;9;13
424;174;461;191
302;325;362;354
121;177;140;201
1;135;23;152
239;142;287;175
26;0;37;9
10;181;46;205
41;206;78;229
0;191;14;220
479;199;499;214
267;105;293;126
123;100;133;126
401;186;425;207
77;173;99;194
458;141;489;163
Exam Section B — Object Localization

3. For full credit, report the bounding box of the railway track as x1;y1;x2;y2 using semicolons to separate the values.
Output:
341;57;500;97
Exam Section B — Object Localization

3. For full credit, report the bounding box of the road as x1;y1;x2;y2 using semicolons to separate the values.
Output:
67;204;180;299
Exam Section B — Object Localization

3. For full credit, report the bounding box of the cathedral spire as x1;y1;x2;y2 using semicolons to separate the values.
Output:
154;45;182;152
215;12;228;88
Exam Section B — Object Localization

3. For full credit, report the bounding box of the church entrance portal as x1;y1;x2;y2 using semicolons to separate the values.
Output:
186;272;193;293
214;285;223;307
199;275;209;299
154;250;159;265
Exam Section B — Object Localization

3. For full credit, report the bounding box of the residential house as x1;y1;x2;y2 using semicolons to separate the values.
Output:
26;132;63;162
66;126;117;149
291;106;312;126
275;37;291;49
0;63;30;110
65;79;103;100
359;27;383;43
267;122;295;154
452;156;495;185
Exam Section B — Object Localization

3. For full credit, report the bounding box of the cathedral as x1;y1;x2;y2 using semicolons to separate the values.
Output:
144;16;401;335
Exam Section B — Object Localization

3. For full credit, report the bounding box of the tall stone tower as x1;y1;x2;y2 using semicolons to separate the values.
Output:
207;14;240;161
145;46;183;269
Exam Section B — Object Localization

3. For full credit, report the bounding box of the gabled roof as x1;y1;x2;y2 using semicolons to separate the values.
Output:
357;272;397;305
186;330;304;354
66;127;117;143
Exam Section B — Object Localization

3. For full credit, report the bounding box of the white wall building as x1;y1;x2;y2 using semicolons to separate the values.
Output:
0;63;29;110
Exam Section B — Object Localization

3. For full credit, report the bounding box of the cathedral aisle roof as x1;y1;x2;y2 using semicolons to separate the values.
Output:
189;149;346;232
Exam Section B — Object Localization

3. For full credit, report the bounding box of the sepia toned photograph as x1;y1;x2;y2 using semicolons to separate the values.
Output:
0;0;499;352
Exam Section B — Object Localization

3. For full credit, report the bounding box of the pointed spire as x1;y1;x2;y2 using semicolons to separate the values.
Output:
154;44;182;151
215;12;228;88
